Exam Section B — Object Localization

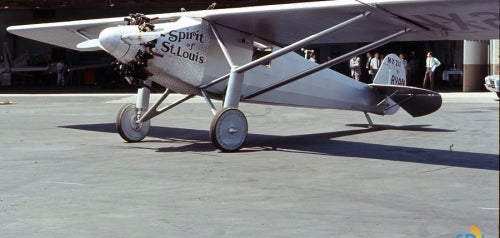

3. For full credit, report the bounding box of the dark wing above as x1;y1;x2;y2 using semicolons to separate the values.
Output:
7;0;499;51
8;17;126;51
201;0;499;44
6;15;180;51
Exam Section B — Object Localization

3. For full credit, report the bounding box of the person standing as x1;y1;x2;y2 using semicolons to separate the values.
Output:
363;52;372;82
301;48;315;61
308;52;317;63
365;52;372;71
349;55;362;80
56;60;65;87
369;52;380;80
399;53;408;80
422;51;441;90
407;51;417;85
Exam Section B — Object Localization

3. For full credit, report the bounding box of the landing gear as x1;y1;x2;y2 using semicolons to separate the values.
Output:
209;108;248;152
116;104;151;142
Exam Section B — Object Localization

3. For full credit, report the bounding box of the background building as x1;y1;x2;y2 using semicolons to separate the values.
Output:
1;0;498;91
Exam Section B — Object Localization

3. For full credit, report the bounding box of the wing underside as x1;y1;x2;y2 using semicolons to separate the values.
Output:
6;0;499;51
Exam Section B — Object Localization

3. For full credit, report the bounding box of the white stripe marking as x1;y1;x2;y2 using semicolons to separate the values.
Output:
479;207;499;210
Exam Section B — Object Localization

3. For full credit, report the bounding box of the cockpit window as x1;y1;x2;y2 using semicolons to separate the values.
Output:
252;41;272;67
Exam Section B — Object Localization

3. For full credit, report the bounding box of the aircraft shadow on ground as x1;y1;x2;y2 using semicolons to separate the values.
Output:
60;123;499;171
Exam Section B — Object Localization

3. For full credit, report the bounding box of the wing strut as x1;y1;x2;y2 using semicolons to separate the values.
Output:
243;28;411;100
200;11;371;93
209;24;236;68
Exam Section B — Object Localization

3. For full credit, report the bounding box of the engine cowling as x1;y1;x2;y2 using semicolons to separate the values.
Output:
106;13;162;88
99;25;142;63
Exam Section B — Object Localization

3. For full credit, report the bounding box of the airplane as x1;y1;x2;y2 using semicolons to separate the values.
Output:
0;42;54;77
6;0;499;151
1;41;114;86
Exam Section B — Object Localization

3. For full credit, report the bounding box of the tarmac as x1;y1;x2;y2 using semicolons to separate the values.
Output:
0;91;498;238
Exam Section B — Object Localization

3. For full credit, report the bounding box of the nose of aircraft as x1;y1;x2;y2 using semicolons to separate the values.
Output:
99;27;122;55
99;26;137;61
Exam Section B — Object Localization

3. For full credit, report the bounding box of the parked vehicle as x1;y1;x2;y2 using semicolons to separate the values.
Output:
484;75;500;98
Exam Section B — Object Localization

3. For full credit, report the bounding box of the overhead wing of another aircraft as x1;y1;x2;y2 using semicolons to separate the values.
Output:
0;42;109;82
0;42;52;75
7;0;499;51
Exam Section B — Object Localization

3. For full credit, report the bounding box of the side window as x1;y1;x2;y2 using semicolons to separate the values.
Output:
252;41;272;67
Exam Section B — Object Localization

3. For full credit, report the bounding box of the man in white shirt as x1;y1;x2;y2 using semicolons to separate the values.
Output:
349;55;361;80
369;52;380;80
422;51;441;90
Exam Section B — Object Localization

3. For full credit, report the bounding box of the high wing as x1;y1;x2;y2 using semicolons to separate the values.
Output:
7;0;499;51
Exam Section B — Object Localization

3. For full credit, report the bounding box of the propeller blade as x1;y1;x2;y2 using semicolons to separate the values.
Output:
121;32;162;45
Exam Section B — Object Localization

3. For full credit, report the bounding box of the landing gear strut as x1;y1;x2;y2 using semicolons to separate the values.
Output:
115;13;159;142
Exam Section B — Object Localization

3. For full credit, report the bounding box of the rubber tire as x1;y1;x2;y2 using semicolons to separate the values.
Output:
116;103;150;142
209;108;248;152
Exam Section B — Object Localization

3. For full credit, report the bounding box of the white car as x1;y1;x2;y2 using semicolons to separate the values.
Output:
484;74;500;98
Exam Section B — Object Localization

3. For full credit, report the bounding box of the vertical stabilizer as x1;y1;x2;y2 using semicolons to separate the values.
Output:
373;53;406;86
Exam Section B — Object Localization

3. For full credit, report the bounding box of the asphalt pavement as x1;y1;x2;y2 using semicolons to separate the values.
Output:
0;92;498;238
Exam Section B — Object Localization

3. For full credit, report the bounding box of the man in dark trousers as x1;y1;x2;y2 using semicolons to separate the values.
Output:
422;51;441;90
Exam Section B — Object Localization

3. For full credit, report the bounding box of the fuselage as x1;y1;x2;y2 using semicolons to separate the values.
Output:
101;17;386;114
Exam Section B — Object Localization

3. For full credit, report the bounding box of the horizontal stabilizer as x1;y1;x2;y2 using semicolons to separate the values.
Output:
370;84;442;117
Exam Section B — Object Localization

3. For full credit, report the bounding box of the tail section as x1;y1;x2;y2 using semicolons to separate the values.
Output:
369;84;442;117
373;53;406;86
369;54;441;117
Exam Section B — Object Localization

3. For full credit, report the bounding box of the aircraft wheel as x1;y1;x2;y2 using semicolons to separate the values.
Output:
210;108;248;152
116;104;150;142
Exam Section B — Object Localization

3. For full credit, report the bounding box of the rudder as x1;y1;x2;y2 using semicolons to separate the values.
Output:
372;53;406;86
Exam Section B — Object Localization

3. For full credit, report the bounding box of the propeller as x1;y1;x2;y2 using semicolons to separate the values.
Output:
76;12;163;88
